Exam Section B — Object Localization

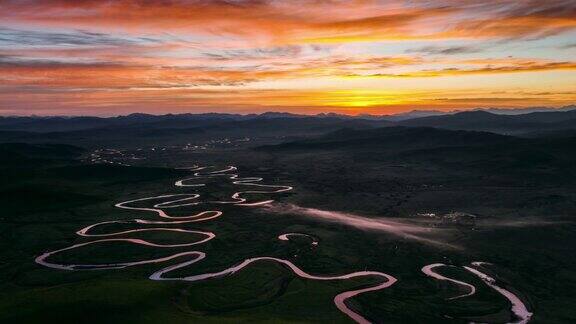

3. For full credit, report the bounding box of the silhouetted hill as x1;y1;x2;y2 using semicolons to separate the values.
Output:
0;116;108;132
2;107;575;134
259;126;514;152
398;110;576;135
208;117;390;134
512;109;576;123
0;116;390;148
260;126;576;186
0;112;322;133
0;114;240;132
3;109;576;147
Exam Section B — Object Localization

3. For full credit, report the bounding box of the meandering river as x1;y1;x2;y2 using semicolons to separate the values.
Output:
35;165;531;323
35;165;398;323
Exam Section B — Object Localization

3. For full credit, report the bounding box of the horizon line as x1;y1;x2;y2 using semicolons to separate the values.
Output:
1;104;575;119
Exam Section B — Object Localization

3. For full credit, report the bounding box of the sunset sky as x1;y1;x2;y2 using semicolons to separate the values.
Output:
1;0;575;116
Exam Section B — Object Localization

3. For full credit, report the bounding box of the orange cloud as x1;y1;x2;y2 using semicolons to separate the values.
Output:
346;60;576;78
1;1;574;45
0;53;423;89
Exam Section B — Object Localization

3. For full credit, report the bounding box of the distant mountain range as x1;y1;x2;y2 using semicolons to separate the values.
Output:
0;106;575;147
2;105;574;132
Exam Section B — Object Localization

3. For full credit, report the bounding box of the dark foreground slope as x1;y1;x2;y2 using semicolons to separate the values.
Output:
1;125;576;323
0;144;209;323
252;126;576;322
259;126;576;211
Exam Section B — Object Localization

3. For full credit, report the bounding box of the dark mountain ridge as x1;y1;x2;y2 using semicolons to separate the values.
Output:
2;105;574;133
398;110;576;135
259;126;516;152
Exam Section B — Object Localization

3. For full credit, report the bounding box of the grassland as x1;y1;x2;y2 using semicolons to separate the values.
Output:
1;131;575;324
